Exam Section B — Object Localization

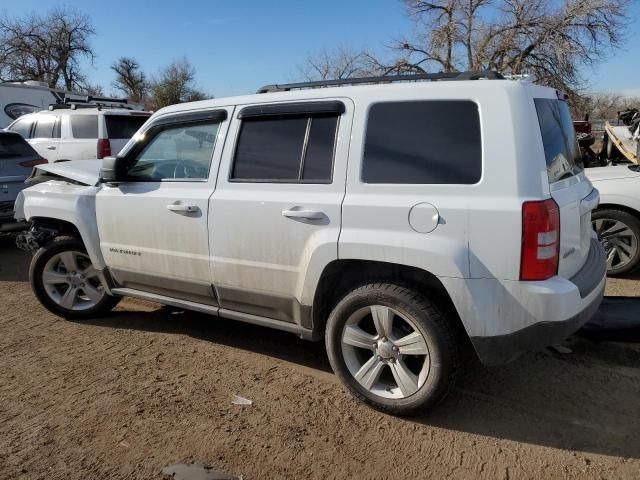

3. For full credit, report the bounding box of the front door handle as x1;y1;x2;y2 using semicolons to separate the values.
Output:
167;203;200;214
47;146;56;150
282;208;324;220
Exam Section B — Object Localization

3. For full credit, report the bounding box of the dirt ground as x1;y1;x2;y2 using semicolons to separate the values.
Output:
0;235;639;480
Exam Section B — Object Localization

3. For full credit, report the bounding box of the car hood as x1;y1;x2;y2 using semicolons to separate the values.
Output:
585;165;640;182
34;160;102;186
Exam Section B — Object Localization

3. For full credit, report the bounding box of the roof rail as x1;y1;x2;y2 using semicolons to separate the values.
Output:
257;70;504;93
48;94;135;111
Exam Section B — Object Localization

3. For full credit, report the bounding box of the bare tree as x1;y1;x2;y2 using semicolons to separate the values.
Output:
148;58;209;110
0;7;96;90
391;0;628;93
298;45;382;81
572;92;640;120
111;57;148;102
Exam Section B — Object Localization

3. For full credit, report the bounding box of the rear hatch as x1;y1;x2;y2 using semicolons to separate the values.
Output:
535;97;597;279
0;133;45;218
104;113;150;155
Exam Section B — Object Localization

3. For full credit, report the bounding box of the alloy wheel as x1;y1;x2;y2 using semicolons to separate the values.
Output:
341;305;430;399
593;218;639;272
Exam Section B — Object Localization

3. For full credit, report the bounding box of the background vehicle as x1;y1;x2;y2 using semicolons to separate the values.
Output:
6;102;151;163
0;81;144;128
585;165;640;276
0;131;46;232
15;72;606;415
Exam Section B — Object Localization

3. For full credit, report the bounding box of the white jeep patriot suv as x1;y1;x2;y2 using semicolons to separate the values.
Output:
15;71;606;415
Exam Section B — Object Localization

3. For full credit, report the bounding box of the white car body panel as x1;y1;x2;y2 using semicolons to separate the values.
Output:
586;166;640;212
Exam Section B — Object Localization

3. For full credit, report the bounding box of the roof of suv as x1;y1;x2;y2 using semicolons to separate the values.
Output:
24;108;150;117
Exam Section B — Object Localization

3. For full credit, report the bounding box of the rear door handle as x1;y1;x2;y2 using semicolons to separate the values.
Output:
282;208;324;220
47;146;56;150
167;203;200;214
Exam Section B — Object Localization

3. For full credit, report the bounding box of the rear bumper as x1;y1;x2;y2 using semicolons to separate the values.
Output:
470;280;604;365
442;237;607;366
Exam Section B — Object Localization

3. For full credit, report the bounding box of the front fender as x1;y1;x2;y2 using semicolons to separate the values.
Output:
19;181;105;269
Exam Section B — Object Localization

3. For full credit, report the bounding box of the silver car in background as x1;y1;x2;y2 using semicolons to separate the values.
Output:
0;131;46;232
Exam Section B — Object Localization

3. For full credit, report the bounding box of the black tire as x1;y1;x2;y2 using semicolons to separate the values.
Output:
325;282;461;416
592;209;640;276
30;236;120;319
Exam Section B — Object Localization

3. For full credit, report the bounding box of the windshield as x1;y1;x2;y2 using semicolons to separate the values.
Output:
534;98;583;183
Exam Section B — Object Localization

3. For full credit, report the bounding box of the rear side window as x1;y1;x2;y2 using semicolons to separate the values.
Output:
362;101;482;184
33;116;58;139
8;118;34;139
70;115;99;139
534;99;583;183
105;115;149;139
0;134;37;158
232;114;339;182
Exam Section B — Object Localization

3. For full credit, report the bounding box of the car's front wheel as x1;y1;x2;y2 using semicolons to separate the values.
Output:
325;283;461;416
30;236;120;319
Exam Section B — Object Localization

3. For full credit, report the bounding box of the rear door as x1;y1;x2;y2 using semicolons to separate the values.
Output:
103;113;151;155
209;100;352;323
534;97;597;278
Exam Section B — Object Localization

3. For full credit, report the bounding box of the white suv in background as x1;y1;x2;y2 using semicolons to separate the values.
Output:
6;106;150;163
14;71;606;415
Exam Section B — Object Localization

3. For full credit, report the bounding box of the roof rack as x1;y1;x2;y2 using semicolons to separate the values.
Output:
257;70;504;94
48;94;134;111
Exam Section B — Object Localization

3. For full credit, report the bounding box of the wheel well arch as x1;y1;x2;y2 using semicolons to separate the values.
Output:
596;203;640;220
312;259;466;338
31;217;82;239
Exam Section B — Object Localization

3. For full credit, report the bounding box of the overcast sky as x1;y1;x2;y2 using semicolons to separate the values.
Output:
4;0;640;98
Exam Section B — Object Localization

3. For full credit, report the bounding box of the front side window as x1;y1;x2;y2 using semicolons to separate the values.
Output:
8;117;34;139
362;101;482;184
126;121;219;181
231;113;338;183
33;116;58;139
534;98;583;183
70;115;99;139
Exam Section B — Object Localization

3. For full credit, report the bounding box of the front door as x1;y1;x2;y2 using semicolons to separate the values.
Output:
210;99;352;325
29;115;60;162
96;109;231;305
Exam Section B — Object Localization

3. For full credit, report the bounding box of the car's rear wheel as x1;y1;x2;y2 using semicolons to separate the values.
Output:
325;283;461;416
592;209;640;276
30;236;120;319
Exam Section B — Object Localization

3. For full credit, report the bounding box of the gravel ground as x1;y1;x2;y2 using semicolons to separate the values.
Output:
0;235;639;480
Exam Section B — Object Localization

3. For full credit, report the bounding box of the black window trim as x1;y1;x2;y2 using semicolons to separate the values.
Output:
119;109;228;183
237;100;345;119
360;99;484;186
230;103;342;185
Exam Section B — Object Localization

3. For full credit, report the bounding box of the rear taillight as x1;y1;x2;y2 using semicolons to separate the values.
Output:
97;138;111;159
19;158;48;168
520;199;560;281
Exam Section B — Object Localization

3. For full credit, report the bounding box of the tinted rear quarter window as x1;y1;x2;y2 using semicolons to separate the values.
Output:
534;98;582;183
362;101;482;184
70;115;99;139
0;134;38;158
105;115;149;139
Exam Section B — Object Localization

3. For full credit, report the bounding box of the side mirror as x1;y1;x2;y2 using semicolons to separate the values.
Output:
101;156;123;183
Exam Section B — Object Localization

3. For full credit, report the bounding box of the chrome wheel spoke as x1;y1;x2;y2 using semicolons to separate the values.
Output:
82;284;103;303
371;305;393;339
395;331;429;355
59;286;78;309
59;252;79;273
606;249;616;269
343;325;376;350
42;270;68;285
390;360;419;397
354;355;385;390
82;265;100;280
